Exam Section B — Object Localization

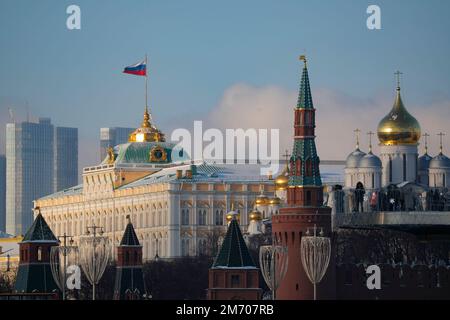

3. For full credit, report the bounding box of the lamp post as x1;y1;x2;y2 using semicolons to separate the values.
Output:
259;245;288;300
79;224;110;300
50;233;78;300
300;225;331;300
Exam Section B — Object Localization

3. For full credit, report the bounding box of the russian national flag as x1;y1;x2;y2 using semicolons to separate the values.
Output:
123;60;147;76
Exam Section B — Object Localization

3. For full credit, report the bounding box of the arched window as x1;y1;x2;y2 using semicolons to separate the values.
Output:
37;247;42;261
181;209;189;225
198;210;206;225
214;210;224;225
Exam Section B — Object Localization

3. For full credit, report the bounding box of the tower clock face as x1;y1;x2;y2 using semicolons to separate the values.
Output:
150;146;167;162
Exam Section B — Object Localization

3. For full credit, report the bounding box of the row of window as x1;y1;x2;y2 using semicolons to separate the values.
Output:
181;209;225;226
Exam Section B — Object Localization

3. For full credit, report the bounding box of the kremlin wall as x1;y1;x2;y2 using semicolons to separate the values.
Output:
4;56;450;300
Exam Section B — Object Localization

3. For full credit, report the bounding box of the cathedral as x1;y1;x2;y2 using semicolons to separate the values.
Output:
341;77;450;212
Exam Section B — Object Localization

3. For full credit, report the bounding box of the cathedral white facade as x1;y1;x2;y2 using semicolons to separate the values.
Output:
344;84;450;193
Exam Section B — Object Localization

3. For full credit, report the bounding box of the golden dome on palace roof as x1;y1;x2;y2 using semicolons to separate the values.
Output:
255;194;269;205
269;197;281;205
249;209;262;222
129;107;166;143
226;211;239;223
377;87;421;146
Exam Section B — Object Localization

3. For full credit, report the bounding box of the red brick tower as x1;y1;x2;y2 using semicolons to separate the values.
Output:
272;56;335;300
113;216;147;300
207;214;261;300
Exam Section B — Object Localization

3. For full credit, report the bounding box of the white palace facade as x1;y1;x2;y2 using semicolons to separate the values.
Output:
34;108;280;261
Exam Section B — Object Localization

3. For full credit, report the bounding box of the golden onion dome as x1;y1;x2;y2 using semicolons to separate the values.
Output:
255;194;269;205
129;107;166;143
377;87;421;146
226;211;239;223
275;174;288;190
249;209;262;222
269;197;281;205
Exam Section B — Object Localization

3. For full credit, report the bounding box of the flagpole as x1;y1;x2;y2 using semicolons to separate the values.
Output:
145;54;148;112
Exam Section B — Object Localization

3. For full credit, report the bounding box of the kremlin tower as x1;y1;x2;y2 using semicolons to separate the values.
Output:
272;56;335;300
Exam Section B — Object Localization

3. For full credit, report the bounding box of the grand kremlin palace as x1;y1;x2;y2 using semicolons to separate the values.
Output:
33;106;342;261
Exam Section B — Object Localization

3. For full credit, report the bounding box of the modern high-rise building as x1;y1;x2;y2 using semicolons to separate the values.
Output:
6;118;54;236
0;155;6;233
54;127;78;192
6;118;78;236
100;127;135;161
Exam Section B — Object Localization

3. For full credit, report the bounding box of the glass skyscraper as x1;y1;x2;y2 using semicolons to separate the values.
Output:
5;118;78;236
0;155;5;233
54;127;78;192
100;127;135;161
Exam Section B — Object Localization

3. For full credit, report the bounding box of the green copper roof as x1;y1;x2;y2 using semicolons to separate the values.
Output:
120;221;141;246
22;214;58;243
297;65;314;109
289;139;322;186
212;218;256;268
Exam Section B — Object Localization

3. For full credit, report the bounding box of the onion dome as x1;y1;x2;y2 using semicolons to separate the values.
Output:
269;197;281;205
225;205;240;223
275;174;288;190
430;134;450;169
359;152;382;168
129;107;166;143
377;85;421;146
430;153;450;169
418;153;432;171
346;148;366;168
275;160;289;190
255;194;269;205
249;209;263;222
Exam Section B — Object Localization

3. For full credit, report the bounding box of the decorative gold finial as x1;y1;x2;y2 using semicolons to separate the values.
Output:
126;214;131;223
107;146;115;164
438;132;445;154
142;106;151;128
299;55;307;67
367;131;374;153
422;133;430;154
394;70;403;90
354;128;361;149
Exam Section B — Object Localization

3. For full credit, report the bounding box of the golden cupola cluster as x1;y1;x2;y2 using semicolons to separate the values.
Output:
129;107;166;143
377;86;421;146
248;208;263;222
255;194;269;205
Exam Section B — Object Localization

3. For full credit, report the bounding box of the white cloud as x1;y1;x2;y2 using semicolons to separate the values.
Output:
205;83;450;160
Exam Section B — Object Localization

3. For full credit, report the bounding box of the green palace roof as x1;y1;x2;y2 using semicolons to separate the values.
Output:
212;217;256;269
22;213;58;243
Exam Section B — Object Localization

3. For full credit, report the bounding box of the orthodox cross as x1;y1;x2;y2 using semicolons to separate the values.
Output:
367;131;374;153
354;128;361;149
437;132;446;154
422;133;430;154
394;71;403;89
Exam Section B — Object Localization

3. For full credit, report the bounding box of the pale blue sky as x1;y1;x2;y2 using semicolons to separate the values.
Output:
1;0;450;168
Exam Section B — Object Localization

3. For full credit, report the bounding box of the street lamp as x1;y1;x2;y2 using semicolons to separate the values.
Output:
50;233;78;300
300;225;331;300
79;225;110;300
259;245;288;300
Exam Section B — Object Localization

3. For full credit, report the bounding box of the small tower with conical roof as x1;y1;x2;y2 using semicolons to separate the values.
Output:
207;214;261;300
113;216;147;300
14;210;59;294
